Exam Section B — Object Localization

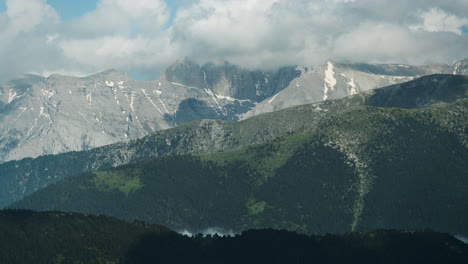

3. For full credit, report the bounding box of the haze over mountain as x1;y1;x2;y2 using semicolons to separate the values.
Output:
1;58;467;163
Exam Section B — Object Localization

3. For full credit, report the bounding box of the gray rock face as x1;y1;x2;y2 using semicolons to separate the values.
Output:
0;69;253;163
162;58;301;102
1;59;466;163
453;59;468;75
242;61;458;118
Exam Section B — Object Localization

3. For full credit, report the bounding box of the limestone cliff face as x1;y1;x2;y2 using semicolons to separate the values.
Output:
162;58;301;102
0;69;253;163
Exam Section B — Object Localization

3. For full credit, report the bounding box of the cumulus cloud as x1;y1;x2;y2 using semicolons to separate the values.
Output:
172;0;468;68
53;0;174;78
333;22;467;64
0;0;62;79
411;8;468;35
4;0;59;33
0;0;468;80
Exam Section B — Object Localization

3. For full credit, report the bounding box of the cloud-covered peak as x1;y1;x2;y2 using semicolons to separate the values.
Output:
0;0;468;81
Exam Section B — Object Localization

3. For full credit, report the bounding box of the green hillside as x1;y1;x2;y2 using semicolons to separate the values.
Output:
12;98;468;235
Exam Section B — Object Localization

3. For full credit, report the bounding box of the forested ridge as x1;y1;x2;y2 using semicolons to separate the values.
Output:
0;210;467;264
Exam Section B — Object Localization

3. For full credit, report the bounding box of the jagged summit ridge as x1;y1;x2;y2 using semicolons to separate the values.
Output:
162;58;300;102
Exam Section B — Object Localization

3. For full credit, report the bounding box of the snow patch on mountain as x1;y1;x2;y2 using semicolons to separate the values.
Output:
348;78;357;95
323;62;337;100
8;89;18;103
268;93;279;104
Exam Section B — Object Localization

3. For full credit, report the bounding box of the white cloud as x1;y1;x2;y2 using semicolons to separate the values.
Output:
58;35;178;72
171;0;468;68
0;0;468;81
55;0;175;76
411;8;468;35
174;0;276;50
333;23;466;64
65;0;170;37
171;0;349;68
0;0;62;79
4;0;58;33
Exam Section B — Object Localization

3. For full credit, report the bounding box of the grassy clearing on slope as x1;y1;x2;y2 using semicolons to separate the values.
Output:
92;169;143;196
246;197;268;215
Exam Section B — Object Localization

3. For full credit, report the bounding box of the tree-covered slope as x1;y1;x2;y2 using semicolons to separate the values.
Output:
12;98;468;235
0;210;172;264
0;210;467;264
1;74;467;208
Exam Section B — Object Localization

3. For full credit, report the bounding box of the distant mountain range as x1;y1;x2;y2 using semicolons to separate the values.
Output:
1;58;467;163
8;75;468;236
1;210;467;264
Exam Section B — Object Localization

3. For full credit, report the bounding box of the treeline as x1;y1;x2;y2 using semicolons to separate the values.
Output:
0;210;467;264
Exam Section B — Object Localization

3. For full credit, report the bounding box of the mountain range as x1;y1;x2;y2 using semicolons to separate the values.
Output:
1;73;467;209
1;58;467;163
8;74;468;236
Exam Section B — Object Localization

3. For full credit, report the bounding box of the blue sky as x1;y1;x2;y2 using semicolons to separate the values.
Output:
46;0;98;20
0;0;178;21
462;26;468;34
0;0;98;18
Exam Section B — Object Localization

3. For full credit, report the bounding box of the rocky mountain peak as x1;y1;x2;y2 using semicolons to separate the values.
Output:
160;58;300;102
161;58;205;88
453;58;468;75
